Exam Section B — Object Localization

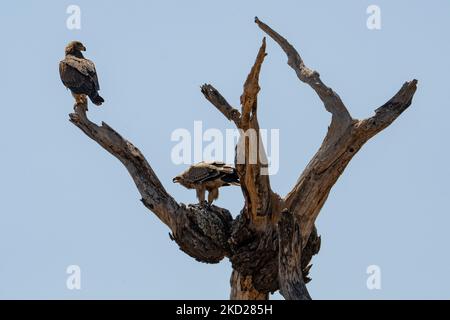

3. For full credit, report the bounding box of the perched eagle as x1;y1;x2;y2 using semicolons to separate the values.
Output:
173;161;240;204
59;41;104;107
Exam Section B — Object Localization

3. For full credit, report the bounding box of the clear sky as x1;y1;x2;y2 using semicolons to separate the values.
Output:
0;0;449;299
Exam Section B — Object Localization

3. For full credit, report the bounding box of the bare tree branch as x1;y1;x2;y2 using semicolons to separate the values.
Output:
239;37;267;130
255;17;352;131
284;80;418;246
255;18;418;247
236;38;278;223
69;106;178;228
358;80;418;138
201;84;241;127
201;39;277;224
69;105;233;264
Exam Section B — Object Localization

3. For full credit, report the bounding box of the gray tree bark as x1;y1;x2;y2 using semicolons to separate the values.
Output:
69;18;417;300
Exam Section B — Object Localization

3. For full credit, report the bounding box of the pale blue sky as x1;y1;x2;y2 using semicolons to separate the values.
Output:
0;0;449;299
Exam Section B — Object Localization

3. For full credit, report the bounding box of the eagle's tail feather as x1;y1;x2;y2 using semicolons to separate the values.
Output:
89;92;104;106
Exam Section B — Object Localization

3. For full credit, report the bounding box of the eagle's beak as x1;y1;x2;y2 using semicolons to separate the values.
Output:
81;45;86;51
172;177;179;183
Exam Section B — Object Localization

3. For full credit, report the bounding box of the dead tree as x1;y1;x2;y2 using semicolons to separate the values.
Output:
69;18;417;300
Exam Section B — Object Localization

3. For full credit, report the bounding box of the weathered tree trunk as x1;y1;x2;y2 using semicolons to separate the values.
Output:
230;271;268;300
69;18;417;300
278;210;311;300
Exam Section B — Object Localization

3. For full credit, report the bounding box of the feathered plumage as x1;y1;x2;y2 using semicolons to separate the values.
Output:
59;41;104;107
173;161;240;204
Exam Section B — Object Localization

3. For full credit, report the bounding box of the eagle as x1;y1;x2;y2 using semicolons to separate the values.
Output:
59;41;104;108
173;161;240;204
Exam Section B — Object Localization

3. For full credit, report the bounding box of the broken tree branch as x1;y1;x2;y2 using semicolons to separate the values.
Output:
236;38;278;224
69;105;178;229
201;84;241;127
239;37;267;130
201;39;278;224
69;105;233;264
358;79;418;138
284;80;417;246
255;17;352;134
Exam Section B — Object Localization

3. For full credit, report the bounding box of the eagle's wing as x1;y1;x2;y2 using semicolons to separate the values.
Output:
183;163;222;185
84;58;100;90
59;56;99;92
59;61;82;89
184;162;239;186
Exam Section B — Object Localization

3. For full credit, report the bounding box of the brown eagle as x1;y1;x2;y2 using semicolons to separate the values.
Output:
59;41;104;107
173;161;240;204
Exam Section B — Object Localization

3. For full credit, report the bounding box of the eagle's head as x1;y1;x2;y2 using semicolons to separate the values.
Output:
172;175;182;184
65;41;86;55
173;174;194;190
173;174;191;188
